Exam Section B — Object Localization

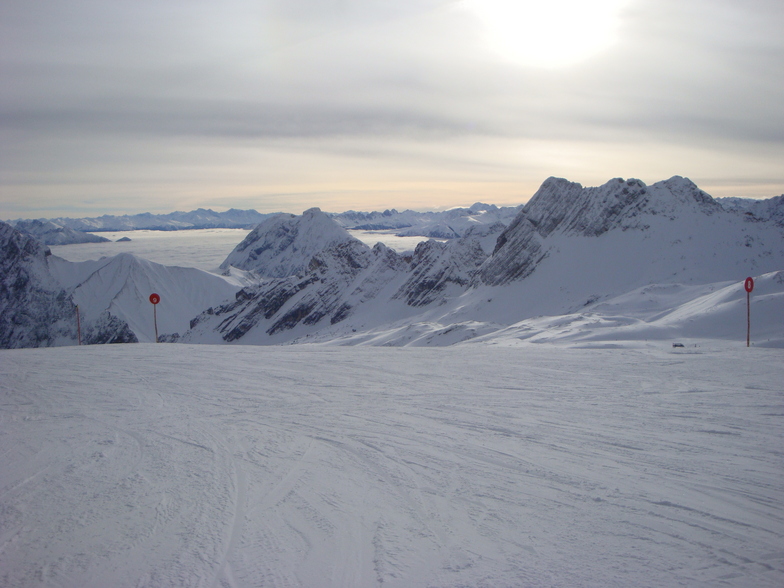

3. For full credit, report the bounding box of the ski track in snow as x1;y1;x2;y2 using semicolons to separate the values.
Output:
0;343;782;587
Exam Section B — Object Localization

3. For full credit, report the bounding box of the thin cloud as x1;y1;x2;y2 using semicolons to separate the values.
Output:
1;0;782;217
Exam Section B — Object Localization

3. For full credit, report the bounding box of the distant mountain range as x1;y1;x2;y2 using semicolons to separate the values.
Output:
2;176;783;349
10;219;113;246
8;203;523;245
9;208;271;234
716;195;784;227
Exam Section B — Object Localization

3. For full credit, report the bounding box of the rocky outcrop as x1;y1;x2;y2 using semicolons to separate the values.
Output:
191;238;385;341
393;232;491;306
186;218;505;342
478;214;545;286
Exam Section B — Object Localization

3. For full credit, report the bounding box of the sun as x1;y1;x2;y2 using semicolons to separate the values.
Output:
463;0;630;68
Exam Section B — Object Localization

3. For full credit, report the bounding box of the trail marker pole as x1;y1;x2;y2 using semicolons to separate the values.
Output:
76;305;82;345
744;277;754;347
149;293;161;343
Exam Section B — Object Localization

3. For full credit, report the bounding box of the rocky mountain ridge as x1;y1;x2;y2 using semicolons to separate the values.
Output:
185;175;784;345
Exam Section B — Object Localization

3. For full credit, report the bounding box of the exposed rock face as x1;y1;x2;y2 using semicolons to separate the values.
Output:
520;176;719;239
186;217;505;342
0;221;136;348
0;222;73;347
528;177;650;236
478;214;545;286
192;238;384;341
220;208;360;277
479;176;727;286
393;234;490;307
265;240;375;336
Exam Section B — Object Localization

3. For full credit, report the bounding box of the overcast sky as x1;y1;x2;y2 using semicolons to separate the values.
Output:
2;0;783;218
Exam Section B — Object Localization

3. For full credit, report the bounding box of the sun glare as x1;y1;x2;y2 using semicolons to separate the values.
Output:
463;0;630;68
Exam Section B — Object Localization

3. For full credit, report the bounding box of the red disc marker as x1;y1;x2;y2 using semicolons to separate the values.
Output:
744;277;754;293
149;293;161;305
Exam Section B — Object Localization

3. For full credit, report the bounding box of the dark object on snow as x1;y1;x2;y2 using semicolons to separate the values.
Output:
672;343;685;348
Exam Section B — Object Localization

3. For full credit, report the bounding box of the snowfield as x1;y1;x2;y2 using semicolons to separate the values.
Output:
1;342;782;587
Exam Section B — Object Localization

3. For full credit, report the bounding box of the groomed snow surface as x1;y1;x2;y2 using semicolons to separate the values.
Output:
2;342;782;587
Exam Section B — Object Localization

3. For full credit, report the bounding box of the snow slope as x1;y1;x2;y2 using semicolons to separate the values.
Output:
1;343;782;587
459;270;784;348
48;253;241;342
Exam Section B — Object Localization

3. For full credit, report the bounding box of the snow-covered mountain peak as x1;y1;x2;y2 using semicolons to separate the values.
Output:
220;208;360;278
477;174;781;289
646;176;723;217
522;176;648;237
48;251;240;342
468;202;498;213
0;221;136;347
520;175;724;241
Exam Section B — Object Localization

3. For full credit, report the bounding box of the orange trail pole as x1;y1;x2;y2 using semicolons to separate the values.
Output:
744;277;754;348
153;304;159;343
746;290;750;348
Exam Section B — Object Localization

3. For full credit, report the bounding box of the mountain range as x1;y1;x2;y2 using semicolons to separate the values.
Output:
182;176;784;346
2;176;782;349
9;208;271;233
8;203;522;244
